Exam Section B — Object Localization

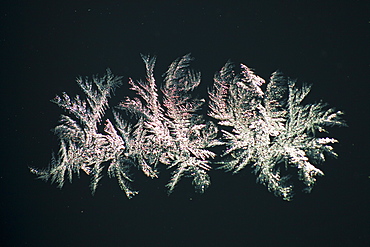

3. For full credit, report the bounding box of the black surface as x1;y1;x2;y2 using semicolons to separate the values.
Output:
1;1;369;246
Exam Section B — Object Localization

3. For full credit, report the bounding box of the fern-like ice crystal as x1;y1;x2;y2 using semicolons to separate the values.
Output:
209;62;346;200
31;55;345;201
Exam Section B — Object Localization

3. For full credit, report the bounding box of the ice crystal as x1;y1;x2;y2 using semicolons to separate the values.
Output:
209;62;346;200
31;55;345;201
117;54;219;194
31;55;219;198
29;70;141;198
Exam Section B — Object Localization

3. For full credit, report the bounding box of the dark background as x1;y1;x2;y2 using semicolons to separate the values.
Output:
1;1;369;246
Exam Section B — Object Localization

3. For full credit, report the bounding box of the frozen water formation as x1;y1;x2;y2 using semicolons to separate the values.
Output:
30;54;346;201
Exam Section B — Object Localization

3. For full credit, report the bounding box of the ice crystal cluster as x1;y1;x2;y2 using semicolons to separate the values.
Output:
30;54;345;200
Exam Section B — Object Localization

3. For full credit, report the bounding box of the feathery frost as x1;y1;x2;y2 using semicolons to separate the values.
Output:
208;62;346;200
117;54;219;194
31;55;345;200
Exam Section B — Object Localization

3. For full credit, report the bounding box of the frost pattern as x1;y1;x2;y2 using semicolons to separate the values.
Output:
116;54;219;193
208;62;346;200
30;55;219;198
29;70;140;198
30;55;345;201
